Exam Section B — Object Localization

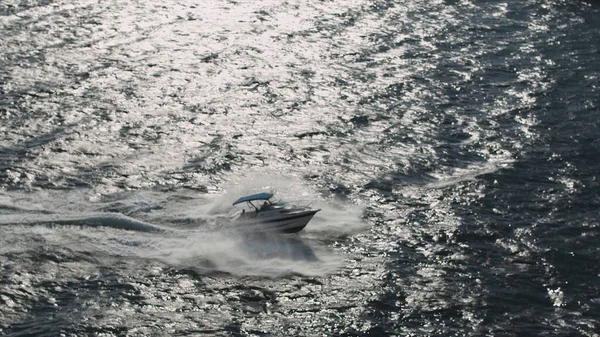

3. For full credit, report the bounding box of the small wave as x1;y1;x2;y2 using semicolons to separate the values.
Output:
0;213;166;233
0;203;55;214
425;159;513;189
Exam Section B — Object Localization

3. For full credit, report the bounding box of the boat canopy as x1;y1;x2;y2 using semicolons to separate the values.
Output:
232;192;273;205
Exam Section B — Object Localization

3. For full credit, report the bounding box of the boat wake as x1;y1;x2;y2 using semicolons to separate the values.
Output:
0;212;166;232
0;176;363;277
0;210;342;277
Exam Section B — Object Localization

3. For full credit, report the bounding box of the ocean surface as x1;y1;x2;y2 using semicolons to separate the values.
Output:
1;0;599;335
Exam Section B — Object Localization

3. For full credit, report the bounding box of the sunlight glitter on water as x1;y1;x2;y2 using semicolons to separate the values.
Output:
2;0;600;335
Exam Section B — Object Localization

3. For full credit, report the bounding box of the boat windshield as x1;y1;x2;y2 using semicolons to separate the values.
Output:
257;199;288;211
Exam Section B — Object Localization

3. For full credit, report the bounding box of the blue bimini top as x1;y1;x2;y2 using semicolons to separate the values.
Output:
232;192;273;205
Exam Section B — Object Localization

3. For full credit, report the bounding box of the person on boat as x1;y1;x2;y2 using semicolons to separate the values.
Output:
240;209;246;219
261;201;269;210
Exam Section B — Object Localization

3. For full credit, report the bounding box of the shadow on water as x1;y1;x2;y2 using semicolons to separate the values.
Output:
162;230;326;278
238;233;318;262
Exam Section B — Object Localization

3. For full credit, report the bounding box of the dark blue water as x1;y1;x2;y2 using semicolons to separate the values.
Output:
1;0;599;336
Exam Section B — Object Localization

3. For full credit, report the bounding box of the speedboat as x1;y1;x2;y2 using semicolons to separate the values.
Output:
231;192;320;233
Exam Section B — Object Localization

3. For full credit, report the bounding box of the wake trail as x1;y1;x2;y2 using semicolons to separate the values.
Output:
0;212;167;233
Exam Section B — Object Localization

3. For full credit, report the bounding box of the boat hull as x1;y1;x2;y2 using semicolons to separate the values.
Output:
235;210;319;233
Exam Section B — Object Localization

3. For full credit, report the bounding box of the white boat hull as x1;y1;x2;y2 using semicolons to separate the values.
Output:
235;210;319;233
